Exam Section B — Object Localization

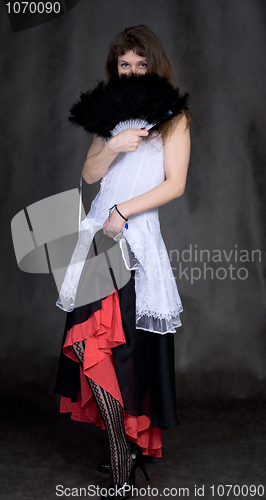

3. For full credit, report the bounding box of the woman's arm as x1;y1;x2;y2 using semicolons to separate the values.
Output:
82;129;149;184
104;114;191;237
82;135;116;184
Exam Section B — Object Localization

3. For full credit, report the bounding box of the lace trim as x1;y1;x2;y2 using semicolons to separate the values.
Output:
93;175;111;223
93;155;124;223
115;224;183;334
56;222;95;311
137;305;183;320
136;314;182;334
123;222;146;264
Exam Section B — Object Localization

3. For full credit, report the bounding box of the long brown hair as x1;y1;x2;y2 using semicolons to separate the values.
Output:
105;25;191;140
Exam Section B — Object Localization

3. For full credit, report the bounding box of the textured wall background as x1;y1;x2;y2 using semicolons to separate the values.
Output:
1;0;265;410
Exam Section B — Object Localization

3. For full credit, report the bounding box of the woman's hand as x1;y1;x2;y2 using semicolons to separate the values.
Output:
107;128;149;154
103;202;128;239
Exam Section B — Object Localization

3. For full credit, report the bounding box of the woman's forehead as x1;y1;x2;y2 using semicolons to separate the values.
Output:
118;50;147;60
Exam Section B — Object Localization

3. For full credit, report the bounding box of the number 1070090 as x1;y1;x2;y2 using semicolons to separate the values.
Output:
6;2;61;14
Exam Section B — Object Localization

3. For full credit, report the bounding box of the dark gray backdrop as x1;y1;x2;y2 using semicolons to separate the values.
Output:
1;0;266;411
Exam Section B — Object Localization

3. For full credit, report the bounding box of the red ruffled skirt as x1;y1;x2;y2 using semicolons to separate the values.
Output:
60;290;163;457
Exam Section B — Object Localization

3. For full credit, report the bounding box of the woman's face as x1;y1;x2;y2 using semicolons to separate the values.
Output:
117;50;148;76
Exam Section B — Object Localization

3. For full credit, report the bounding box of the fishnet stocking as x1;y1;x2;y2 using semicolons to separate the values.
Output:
71;340;131;485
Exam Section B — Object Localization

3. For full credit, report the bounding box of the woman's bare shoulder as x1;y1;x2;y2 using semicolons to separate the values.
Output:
172;113;189;133
164;114;189;144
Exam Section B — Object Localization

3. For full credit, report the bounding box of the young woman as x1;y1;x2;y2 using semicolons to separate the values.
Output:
54;25;191;500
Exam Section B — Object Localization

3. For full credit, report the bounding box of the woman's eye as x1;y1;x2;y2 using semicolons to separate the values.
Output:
140;63;147;68
121;63;129;68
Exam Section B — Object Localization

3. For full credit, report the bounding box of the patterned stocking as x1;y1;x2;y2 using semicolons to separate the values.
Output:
71;340;131;485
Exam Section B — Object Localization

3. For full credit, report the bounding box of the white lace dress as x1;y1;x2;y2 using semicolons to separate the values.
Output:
56;120;183;334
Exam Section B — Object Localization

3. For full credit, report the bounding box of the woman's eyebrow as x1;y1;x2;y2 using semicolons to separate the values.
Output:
119;57;147;62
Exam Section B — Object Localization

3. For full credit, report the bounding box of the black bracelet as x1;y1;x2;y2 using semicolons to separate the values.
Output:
108;204;128;222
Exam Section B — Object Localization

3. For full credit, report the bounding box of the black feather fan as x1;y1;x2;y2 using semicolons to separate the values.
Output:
69;73;190;138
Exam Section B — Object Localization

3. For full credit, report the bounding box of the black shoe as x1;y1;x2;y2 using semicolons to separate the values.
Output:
98;443;150;477
100;443;149;499
130;443;150;482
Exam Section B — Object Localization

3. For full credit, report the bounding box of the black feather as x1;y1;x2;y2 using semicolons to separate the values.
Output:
69;73;190;138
